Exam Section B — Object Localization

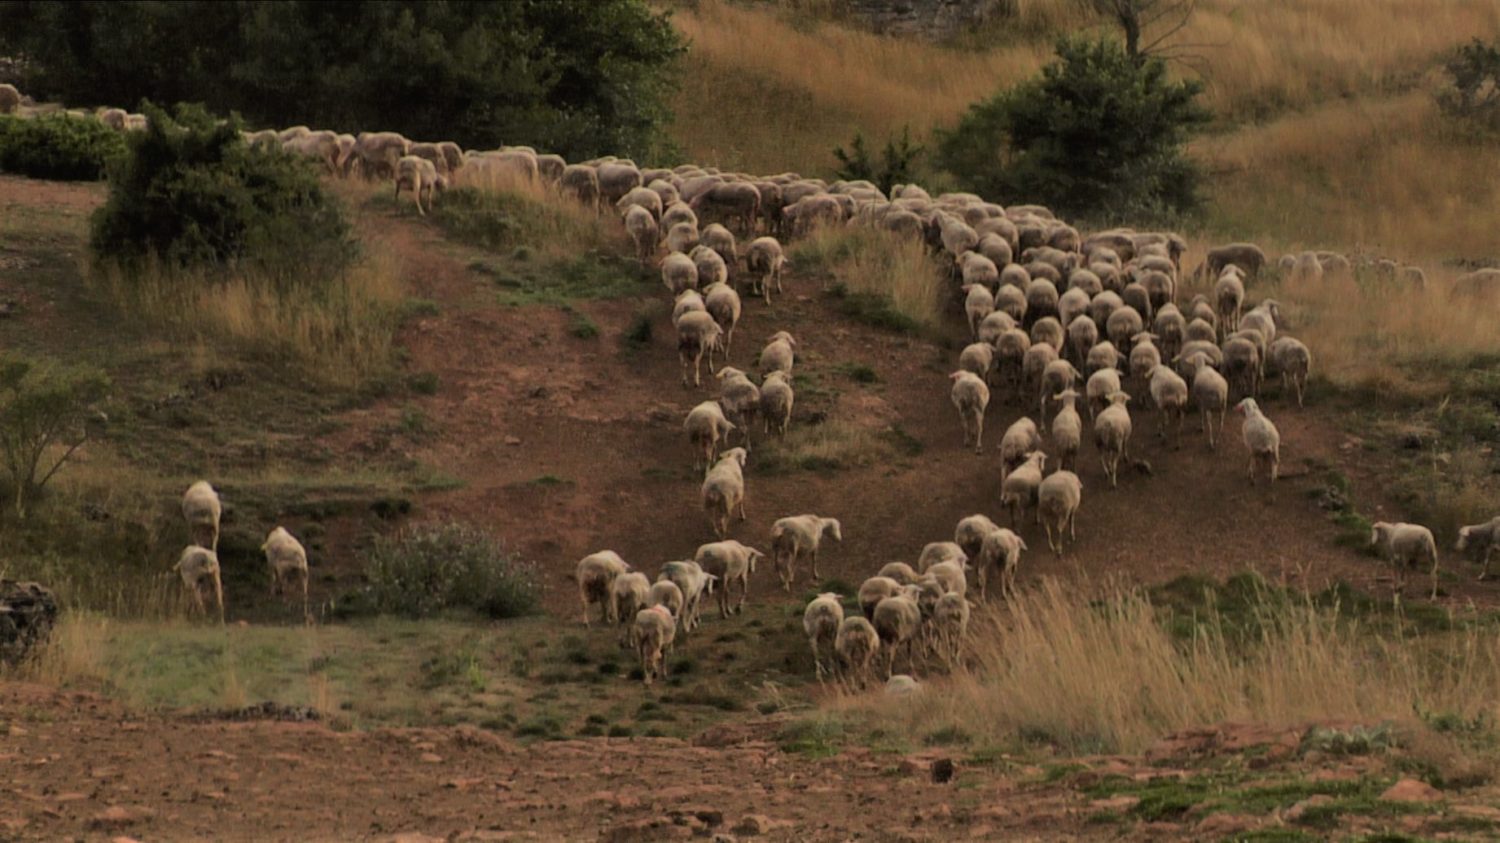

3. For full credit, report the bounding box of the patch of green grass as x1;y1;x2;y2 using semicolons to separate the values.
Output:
514;713;564;739
759;422;923;475
528;474;571;487
838;362;879;384
924;725;972;746
406;371;440;395
1041;762;1088;783
569;311;600;339
402;298;441;319
828;283;923;334
778;715;847;758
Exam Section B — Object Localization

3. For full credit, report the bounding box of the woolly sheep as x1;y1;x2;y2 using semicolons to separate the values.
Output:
1086;340;1123;379
1236;398;1280;483
1025;279;1060;324
1000;262;1031;291
661;201;698;232
949;370;991;455
1129;333;1162;383
1094;391;1133;488
702;448;749;538
804;593;845;679
859;575;904;620
977;527;1027;600
1240;300;1281;347
535;153;564;183
998;416;1042;481
959;342;995;383
1065;314;1099;368
704;282;742;354
1139;269;1174;314
648;578;685;626
931;592;970;664
745;236;786;305
977;311;1017;347
957;251;1000;289
0;84;23;115
173;545;223;622
676;310;723;387
1222;335;1263;400
1051;388;1083;472
561;164;601;207
673;289;706;324
1370;522;1440;599
954;514;1001;564
1022;343;1059;403
760;331;797;376
836;616;881;686
394;155;444;215
1088;291;1124;331
760;370;795;435
716;366;761;449
1037;470;1083;556
690;244;730;290
695;540;764;616
770;514;843;591
1201;242;1267;280
995;285;1028;324
1039;358;1080;422
659;560;717;633
1186;317;1217;345
1268;336;1312;407
611;572;651;647
1086;367;1122;421
885;674;922;696
1000;451;1046;528
617;185;664;221
1154;303;1186;360
1456;517;1500;580
701;222;738;274
666;221;700;255
1215;272;1245;334
598;161;644;204
1106;305;1145;351
354;131;411;180
877;562;920;586
182;480;222;552
1122;283;1152;324
690;182;761;234
964;283;996;339
261;526;309;615
994;328;1032;393
577;551;632;626
918;542;968;574
1176;340;1224;377
634;605;676;685
1150;365;1189;447
624;205;658;267
662;251;699;296
1030;315;1064;352
685;400;735;473
872;590;924;679
1181;352;1228;449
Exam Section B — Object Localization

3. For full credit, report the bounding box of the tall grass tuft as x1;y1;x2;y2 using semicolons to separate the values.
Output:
92;248;404;388
835;578;1500;755
791;225;946;331
441;166;622;260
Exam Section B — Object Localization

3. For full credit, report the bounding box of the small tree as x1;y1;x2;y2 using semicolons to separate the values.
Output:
0;356;110;517
934;36;1210;219
1437;39;1500;133
833;127;924;195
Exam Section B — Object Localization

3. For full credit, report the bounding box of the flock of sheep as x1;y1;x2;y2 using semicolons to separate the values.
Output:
11;81;1499;687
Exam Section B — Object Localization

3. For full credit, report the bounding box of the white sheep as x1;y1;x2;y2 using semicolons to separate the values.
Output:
759;331;797;376
1039;358;1080;423
1051;389;1083;471
702;448;749;538
885;675;922;696
803;592;846;679
1149;364;1189;447
665;221;700;255
685;400;736;473
1456;517;1500;580
836;616;881;687
995;448;1043;528
704;282;743;355
760;370;795;435
994;327;1032;393
949;371;991;455
576;551;632;626
354;131;411;179
977;527;1027;600
661;252;699;295
998;416;1042;481
690;244;730;290
964;283;996;338
611;572;651;647
927;559;969;597
1038;470;1083;556
261;526;309;616
745;236;787;305
634;605;677;685
174;545;224;622
931;592;971;665
716;366;761;449
624;205;659;267
394;155;445;215
648;578;685;624
770;514;843;591
872;589;924;679
1236;398;1280;484
954;514;1000;564
977;311;1016;346
182;480;222;551
1129;333;1162;383
1094;391;1133;488
694;540;765;616
658;560;717;633
1370;522;1440;599
876;562;920;586
1268;336;1312;407
1066;313;1099;367
0;83;22;115
917;542;968;573
959;342;995;383
676;310;723;387
672;288;706;324
859;575;904;621
1085;367;1121;421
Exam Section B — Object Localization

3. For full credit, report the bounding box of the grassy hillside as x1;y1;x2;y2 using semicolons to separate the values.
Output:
669;0;1500;262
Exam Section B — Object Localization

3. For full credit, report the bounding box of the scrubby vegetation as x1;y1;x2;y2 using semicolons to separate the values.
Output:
0;113;125;180
354;523;539;620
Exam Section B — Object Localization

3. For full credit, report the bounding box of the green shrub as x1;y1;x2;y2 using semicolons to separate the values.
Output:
361;522;539;620
833;126;923;195
0;354;110;517
0;114;126;180
1437;38;1500;133
90;103;355;281
934;36;1209;219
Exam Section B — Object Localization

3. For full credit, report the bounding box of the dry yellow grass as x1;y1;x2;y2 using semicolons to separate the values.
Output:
834;578;1500;754
789;224;946;328
670;0;1500;174
93;247;405;387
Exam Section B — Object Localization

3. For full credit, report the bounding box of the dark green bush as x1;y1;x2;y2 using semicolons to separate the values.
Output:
833;126;924;195
0;114;126;181
1437;38;1500;133
934;36;1210;219
90;102;355;281
361;522;539;620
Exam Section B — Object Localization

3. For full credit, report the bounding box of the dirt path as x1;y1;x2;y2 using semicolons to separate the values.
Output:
350;206;1476;618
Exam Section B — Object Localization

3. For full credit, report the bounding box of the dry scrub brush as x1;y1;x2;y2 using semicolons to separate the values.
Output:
834;578;1500;755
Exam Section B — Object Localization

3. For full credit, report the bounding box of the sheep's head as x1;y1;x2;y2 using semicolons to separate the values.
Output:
1456;527;1472;552
1109;391;1132;405
1370;522;1391;546
823;518;843;542
719;447;748;467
